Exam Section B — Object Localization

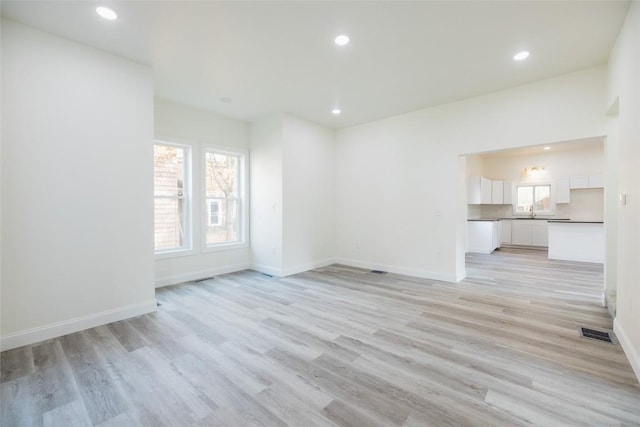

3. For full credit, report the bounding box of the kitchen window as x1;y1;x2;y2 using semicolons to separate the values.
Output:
154;142;191;254
515;184;551;215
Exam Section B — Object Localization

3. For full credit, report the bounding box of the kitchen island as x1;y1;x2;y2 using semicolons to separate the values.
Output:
547;221;604;263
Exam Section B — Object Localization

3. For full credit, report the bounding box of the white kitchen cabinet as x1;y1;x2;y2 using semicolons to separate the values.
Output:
468;176;492;204
569;174;604;190
491;181;504;204
510;220;549;247
548;222;604;263
570;175;589;189
588;175;604;188
532;222;549;246
556;177;571;203
511;221;532;245
467;221;499;254
502;181;513;204
500;220;512;244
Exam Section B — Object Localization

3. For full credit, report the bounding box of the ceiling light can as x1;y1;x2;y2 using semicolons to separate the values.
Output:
332;108;341;115
96;6;117;20
334;35;350;46
513;51;530;61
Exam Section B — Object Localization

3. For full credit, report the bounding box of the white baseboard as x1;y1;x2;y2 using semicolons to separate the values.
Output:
279;258;336;277
250;263;284;277
251;258;336;278
0;300;157;352
334;257;459;283
155;263;251;287
614;318;640;382
467;247;494;255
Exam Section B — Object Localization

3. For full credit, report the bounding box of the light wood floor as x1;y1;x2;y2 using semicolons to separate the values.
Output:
2;248;639;426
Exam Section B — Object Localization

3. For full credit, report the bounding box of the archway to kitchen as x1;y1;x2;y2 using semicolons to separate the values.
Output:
459;136;608;304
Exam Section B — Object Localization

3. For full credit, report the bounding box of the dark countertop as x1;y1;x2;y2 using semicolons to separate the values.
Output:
468;218;571;221
548;220;604;224
499;217;571;221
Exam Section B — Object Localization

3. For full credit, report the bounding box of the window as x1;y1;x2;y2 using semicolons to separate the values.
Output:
208;200;221;226
204;148;246;247
515;184;551;215
154;143;191;253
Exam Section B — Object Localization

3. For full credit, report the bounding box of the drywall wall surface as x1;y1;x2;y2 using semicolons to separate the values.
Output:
1;20;155;347
608;2;640;381
249;115;284;275
281;114;336;275
336;66;607;283
154;99;251;286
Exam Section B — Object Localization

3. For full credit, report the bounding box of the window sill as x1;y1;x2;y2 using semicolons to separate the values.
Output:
201;241;249;254
155;248;197;260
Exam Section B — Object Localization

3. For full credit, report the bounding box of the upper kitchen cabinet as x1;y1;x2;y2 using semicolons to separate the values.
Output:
588;175;604;188
491;180;504;204
468;176;492;204
556;177;571;203
469;176;511;205
502;181;513;204
570;174;604;189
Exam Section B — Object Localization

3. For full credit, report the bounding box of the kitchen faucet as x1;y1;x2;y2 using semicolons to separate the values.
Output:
529;206;536;218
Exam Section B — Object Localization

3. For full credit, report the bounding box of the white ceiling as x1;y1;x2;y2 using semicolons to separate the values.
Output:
0;1;630;129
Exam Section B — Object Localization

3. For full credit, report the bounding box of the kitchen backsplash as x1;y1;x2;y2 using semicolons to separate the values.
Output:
474;188;604;221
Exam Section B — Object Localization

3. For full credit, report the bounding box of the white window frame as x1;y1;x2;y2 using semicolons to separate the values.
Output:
513;182;554;216
154;140;195;258
202;145;249;252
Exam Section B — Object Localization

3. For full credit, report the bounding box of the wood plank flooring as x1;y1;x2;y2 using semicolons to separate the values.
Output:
2;248;639;426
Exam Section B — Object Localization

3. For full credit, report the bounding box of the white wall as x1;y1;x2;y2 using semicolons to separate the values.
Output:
154;99;251;286
250;115;284;275
608;2;640;381
250;114;335;276
282;115;336;275
336;66;607;283
1;20;156;350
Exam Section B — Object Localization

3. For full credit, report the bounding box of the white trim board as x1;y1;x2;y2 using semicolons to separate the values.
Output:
614;318;640;382
250;258;335;278
155;262;251;287
0;300;157;352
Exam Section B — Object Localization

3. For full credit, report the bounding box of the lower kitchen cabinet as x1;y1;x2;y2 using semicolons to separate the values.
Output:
467;221;499;254
511;220;548;247
500;220;512;244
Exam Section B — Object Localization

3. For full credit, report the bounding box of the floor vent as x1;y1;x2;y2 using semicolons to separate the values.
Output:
262;273;274;278
156;302;162;307
195;277;214;283
370;270;388;275
580;327;614;344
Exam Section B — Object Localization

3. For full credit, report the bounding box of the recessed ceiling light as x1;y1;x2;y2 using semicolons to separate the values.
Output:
332;108;341;115
334;35;350;46
513;51;530;61
96;6;117;20
543;146;551;151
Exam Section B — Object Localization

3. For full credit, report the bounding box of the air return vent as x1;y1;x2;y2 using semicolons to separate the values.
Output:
370;270;388;275
579;327;614;344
